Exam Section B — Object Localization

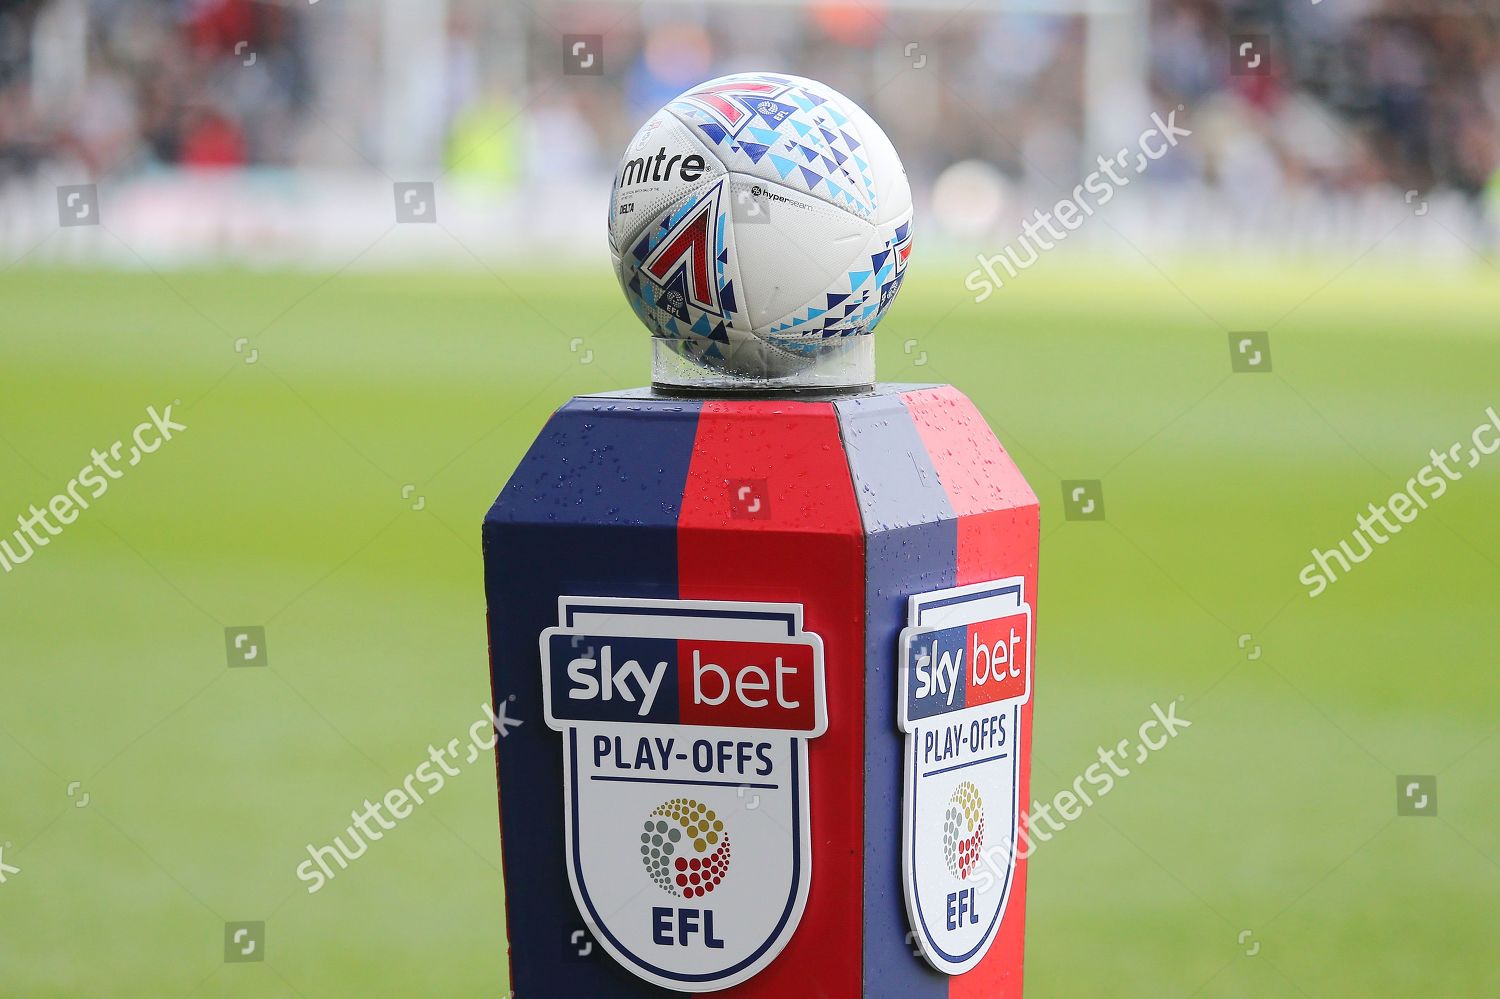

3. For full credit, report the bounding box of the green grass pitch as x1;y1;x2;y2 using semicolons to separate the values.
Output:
0;257;1497;996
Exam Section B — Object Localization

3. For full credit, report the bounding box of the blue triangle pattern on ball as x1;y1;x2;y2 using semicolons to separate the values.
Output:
770;154;798;179
664;75;877;218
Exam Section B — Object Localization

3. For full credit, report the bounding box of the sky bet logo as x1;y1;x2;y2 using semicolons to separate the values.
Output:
544;627;820;732
904;605;1031;723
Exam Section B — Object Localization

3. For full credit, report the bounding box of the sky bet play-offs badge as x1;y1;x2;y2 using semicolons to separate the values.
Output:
541;597;827;992
899;578;1032;976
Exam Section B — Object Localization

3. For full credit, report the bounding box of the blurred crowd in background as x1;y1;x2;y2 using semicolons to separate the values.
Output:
1;0;1497;259
1154;0;1500;203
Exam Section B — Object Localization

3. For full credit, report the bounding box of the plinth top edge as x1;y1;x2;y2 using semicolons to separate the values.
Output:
583;383;947;404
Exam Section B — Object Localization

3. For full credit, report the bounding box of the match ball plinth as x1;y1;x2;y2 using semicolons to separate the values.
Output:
483;384;1037;997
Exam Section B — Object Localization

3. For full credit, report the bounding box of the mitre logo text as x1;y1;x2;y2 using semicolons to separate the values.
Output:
620;146;709;187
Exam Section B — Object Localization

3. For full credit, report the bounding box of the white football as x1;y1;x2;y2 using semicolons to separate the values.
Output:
609;72;913;381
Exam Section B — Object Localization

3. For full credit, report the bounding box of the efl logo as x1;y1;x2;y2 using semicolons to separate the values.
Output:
541;597;826;992
641;797;731;903
943;782;985;882
898;578;1031;976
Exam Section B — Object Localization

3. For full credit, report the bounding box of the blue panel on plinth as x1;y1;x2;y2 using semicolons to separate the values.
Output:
836;391;957;999
483;396;702;998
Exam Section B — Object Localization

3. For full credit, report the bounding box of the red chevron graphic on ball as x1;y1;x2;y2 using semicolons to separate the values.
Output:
679;79;782;130
642;183;722;315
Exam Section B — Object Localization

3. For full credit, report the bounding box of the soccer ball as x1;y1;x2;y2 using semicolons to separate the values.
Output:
608;72;913;383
